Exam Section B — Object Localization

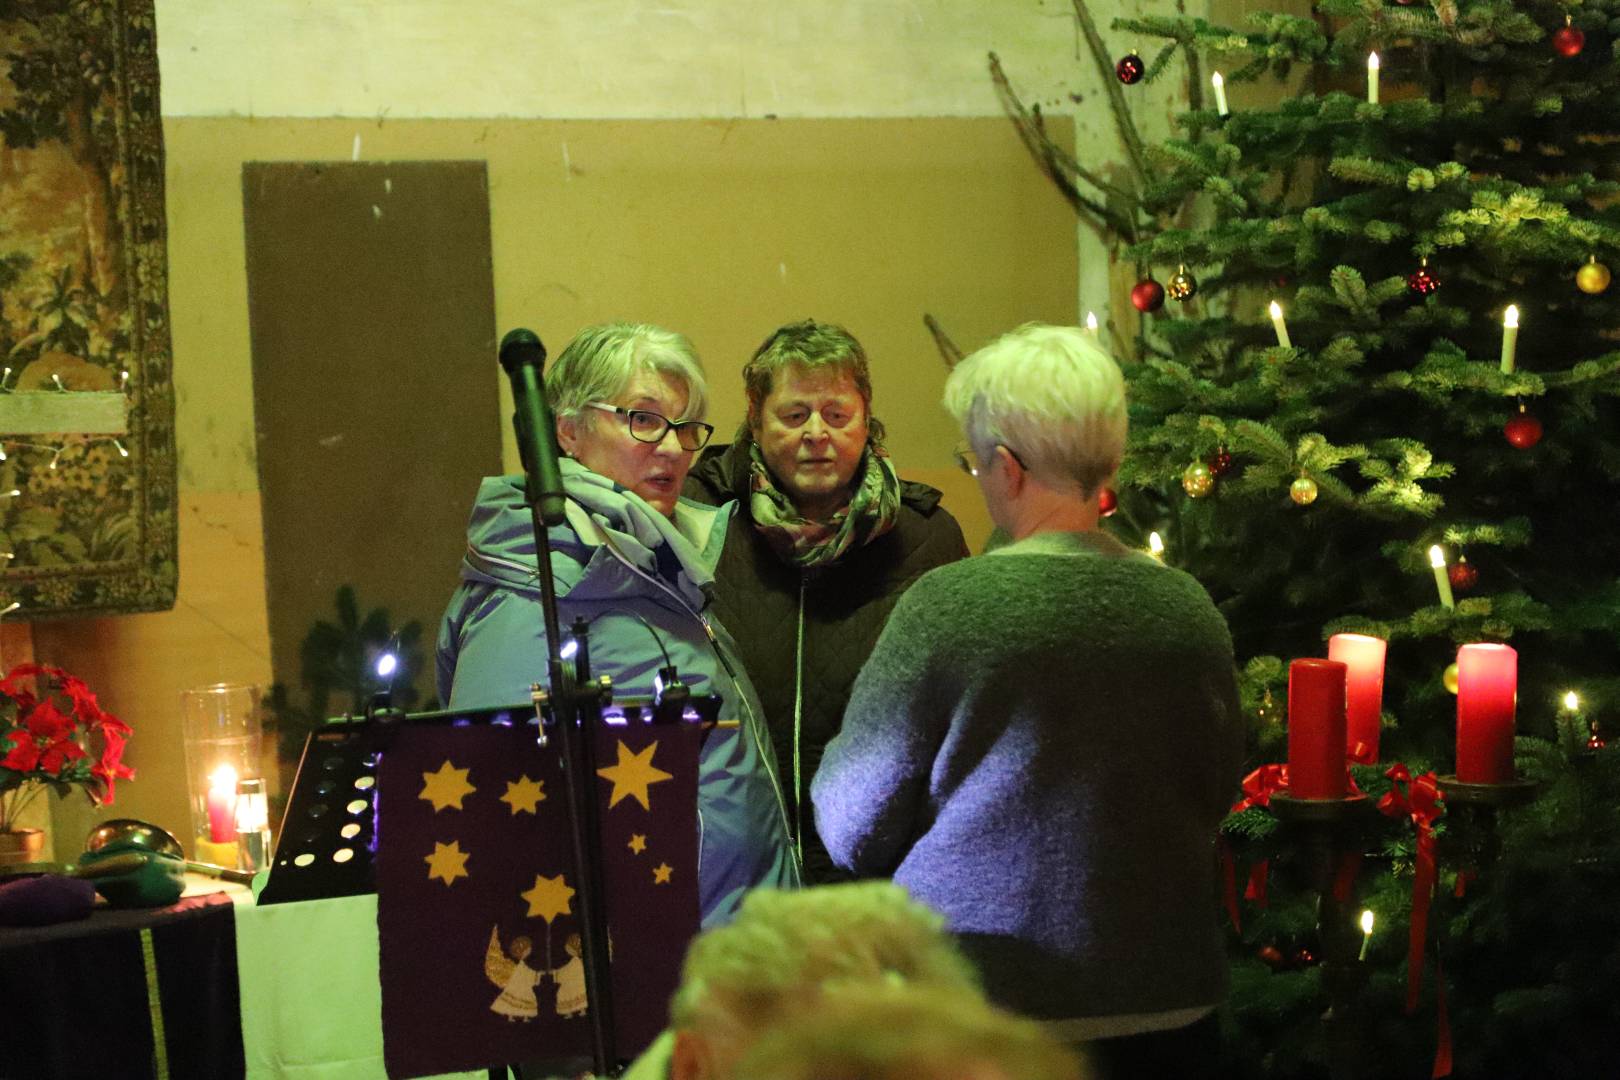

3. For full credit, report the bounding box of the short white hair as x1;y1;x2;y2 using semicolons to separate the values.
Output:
943;322;1127;497
546;322;708;423
670;883;980;1038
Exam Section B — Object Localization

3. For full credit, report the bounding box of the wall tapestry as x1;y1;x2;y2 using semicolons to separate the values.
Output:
0;0;176;616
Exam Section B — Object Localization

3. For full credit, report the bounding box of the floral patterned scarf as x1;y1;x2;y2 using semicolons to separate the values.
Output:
748;442;901;568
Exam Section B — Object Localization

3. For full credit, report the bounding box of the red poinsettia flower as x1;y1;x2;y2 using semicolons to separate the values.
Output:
0;664;133;828
1;729;39;772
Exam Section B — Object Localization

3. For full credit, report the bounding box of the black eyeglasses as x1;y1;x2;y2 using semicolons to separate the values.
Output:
587;402;714;451
953;444;1026;477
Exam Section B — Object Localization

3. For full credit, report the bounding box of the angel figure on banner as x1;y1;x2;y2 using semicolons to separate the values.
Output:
485;928;543;1022
551;933;588;1019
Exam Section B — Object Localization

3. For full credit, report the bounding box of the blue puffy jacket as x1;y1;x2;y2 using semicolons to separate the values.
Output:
436;461;801;926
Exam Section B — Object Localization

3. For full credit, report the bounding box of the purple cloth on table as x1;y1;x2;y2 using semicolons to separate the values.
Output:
0;874;96;926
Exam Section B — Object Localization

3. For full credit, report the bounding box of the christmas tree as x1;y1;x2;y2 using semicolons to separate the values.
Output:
995;2;1620;1076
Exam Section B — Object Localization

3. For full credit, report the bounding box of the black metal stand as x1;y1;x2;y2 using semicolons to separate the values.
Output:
1269;792;1374;1080
500;328;619;1075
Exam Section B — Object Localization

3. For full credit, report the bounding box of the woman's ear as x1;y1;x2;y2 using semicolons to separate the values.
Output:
556;413;579;457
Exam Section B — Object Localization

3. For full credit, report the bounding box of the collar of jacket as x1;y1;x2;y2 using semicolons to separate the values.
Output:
458;460;733;611
687;434;947;515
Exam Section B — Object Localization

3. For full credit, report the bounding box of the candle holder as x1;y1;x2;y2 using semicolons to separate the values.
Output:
1436;774;1538;808
1269;791;1370;824
180;683;268;869
234;776;272;874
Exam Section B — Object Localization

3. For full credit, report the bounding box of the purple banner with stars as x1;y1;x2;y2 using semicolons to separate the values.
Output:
375;721;702;1078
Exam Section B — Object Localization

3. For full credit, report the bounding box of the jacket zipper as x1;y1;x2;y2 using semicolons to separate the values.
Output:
792;574;807;865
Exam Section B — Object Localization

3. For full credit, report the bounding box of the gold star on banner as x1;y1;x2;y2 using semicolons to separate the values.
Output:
627;834;647;855
596;739;673;811
419;760;476;812
500;775;546;815
522;873;576;923
424;841;470;887
653;863;673;885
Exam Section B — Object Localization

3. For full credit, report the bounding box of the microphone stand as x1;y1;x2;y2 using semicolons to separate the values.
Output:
498;328;619;1075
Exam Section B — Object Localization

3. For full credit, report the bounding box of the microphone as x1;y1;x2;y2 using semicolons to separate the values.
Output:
499;327;567;526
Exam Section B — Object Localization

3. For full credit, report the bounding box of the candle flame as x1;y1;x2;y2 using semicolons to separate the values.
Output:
1504;304;1519;329
1268;300;1283;319
1564;690;1580;711
1149;532;1165;556
1360;909;1375;934
1428;544;1446;568
208;764;239;795
1085;311;1099;332
1211;71;1224;89
1368;51;1380;71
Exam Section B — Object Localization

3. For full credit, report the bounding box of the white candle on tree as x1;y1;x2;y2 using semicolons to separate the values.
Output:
1085;311;1100;338
1368;52;1380;104
1501;305;1520;374
1211;71;1230;117
1429;545;1455;610
1269;301;1292;348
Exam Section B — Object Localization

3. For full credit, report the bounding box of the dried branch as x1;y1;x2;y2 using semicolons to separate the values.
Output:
988;52;1134;237
1071;0;1152;192
923;314;965;369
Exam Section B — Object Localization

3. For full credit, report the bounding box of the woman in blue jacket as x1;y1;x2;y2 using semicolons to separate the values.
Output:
437;322;800;926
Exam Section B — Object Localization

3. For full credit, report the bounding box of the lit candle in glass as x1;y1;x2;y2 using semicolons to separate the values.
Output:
1428;545;1455;610
1367;51;1380;105
206;764;239;843
1085;311;1100;338
1269;300;1292;348
1211;71;1230;117
1455;643;1517;783
1287;657;1348;798
1500;305;1519;374
1329;633;1387;763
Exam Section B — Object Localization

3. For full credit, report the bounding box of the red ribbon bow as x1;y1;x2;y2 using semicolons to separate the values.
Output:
1377;764;1444;1014
1231;763;1289;814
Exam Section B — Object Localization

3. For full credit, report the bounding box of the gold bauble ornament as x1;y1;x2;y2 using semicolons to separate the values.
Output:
1443;662;1460;695
1577;256;1611;295
1290;477;1319;506
1182;461;1215;497
1168;265;1199;302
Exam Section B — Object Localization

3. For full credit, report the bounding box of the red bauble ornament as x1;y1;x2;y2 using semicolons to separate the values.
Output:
1448;557;1479;593
1552;25;1586;58
1293;946;1319;967
1098;487;1118;517
1257;944;1286;969
1504;409;1544;449
1131;278;1166;313
1588;732;1608;751
1116;53;1146;84
1208;448;1234;477
1407;263;1441;296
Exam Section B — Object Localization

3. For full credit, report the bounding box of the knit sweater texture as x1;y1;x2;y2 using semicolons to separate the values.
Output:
811;529;1244;1022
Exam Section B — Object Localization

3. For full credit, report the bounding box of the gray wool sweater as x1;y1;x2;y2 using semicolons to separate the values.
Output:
811;529;1244;1024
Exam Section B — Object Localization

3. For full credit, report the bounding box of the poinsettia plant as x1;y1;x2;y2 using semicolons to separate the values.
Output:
0;663;133;832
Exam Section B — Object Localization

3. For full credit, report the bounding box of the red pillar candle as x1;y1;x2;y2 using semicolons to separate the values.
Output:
1456;643;1517;783
206;765;239;843
1328;633;1387;763
1287;658;1348;798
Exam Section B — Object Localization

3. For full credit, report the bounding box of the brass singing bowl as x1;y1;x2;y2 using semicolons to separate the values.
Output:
84;818;186;859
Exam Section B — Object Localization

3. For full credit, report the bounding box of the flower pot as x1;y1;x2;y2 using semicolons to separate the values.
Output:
0;828;46;866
